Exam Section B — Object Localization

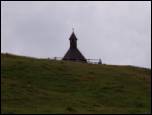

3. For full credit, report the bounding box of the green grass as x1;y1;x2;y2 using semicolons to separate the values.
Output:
1;53;151;114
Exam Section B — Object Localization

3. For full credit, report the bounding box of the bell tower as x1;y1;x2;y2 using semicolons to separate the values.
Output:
69;30;77;49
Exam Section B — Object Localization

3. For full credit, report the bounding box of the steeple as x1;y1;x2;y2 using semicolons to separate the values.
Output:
69;31;77;49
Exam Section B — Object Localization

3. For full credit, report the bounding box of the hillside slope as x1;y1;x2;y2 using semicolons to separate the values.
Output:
1;53;151;114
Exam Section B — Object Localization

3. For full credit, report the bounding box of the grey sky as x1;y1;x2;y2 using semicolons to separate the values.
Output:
1;1;151;68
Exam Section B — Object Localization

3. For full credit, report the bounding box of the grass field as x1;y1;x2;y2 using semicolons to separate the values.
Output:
1;53;151;114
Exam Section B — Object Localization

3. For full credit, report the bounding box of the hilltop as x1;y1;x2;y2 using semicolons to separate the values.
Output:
1;53;151;114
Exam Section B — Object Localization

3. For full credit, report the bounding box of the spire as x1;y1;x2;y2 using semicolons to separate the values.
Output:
69;28;77;40
69;30;77;49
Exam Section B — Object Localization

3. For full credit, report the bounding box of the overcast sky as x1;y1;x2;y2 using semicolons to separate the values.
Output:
1;1;151;68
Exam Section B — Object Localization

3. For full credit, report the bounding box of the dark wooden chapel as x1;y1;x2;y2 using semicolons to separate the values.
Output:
63;30;87;62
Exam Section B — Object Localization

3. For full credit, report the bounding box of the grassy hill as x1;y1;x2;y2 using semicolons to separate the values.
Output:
1;53;151;114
